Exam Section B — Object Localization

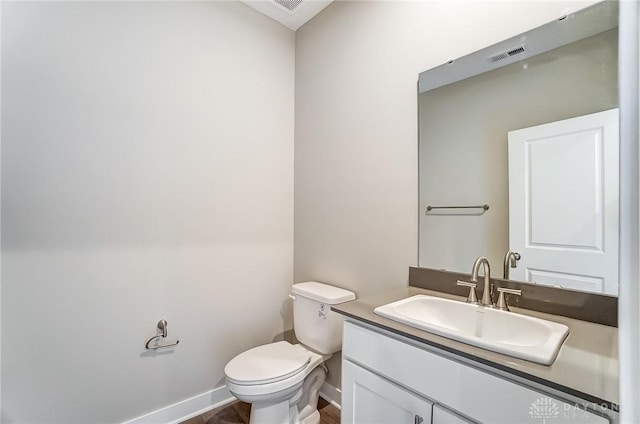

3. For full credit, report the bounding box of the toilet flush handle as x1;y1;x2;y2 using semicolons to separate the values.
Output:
288;294;297;301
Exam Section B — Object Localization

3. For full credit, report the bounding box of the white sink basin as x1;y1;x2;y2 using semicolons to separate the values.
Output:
373;295;569;365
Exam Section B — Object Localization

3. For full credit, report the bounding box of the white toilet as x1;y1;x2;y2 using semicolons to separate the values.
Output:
224;281;356;424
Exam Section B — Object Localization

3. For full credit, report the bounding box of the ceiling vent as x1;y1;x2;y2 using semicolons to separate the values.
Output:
240;0;332;30
273;0;305;13
487;45;526;63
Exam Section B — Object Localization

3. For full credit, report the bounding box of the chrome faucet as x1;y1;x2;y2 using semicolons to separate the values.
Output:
470;256;493;306
503;251;521;280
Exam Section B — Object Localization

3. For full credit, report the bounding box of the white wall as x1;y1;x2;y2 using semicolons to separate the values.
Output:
618;1;640;421
2;0;614;421
0;0;3;417
1;2;294;423
294;0;597;389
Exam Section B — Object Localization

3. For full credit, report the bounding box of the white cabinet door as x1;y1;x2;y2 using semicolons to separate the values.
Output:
343;321;611;424
508;108;619;295
341;360;432;424
433;405;475;424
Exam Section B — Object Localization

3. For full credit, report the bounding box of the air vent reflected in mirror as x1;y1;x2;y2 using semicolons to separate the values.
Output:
487;45;527;63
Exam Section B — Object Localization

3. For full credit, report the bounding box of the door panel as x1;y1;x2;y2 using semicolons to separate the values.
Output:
508;108;619;294
526;268;603;292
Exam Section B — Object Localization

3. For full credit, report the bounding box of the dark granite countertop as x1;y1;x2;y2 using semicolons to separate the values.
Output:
332;286;619;411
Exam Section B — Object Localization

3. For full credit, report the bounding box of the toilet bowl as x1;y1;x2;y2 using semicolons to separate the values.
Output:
224;282;356;424
225;342;325;424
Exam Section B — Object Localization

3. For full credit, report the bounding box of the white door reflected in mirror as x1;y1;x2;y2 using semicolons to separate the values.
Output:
508;108;619;295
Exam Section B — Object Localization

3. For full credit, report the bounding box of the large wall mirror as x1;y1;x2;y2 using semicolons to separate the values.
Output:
418;1;620;295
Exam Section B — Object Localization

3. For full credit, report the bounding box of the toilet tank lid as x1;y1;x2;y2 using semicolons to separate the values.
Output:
291;282;356;304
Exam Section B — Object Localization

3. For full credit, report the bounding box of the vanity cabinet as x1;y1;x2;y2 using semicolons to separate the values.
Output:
341;320;610;424
342;360;433;424
432;405;473;424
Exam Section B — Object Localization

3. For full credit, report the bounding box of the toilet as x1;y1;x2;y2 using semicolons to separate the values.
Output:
224;282;356;424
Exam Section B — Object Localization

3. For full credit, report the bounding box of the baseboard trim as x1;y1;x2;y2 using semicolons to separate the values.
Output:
123;386;235;424
124;382;338;423
319;382;341;410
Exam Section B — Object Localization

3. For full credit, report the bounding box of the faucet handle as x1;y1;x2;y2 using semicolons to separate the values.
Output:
495;287;522;311
456;280;479;304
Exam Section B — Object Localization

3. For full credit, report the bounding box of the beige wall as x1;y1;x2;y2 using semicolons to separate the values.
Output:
1;2;294;422
294;0;597;390
1;0;607;419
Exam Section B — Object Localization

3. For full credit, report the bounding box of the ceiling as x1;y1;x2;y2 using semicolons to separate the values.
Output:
240;0;333;31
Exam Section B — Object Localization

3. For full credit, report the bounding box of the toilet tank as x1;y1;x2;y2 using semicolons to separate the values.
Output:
291;282;356;355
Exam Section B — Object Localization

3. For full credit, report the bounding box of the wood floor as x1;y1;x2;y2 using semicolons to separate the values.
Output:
181;397;340;424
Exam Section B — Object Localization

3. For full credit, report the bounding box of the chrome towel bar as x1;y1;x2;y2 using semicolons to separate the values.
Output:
426;204;489;211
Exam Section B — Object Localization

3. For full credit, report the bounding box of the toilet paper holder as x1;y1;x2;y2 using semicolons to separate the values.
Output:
145;319;180;350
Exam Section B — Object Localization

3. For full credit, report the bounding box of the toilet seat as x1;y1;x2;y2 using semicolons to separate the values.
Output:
225;341;311;385
225;342;324;398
